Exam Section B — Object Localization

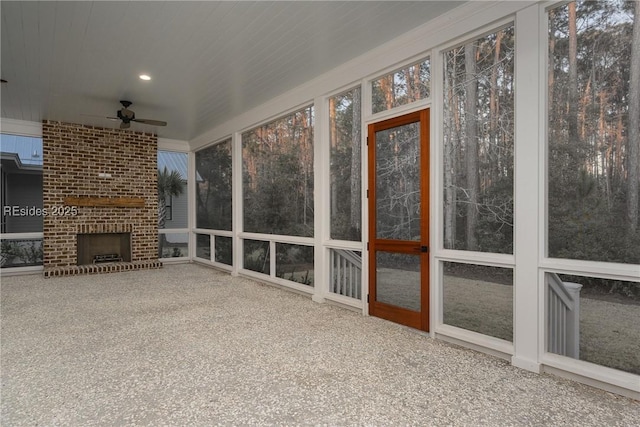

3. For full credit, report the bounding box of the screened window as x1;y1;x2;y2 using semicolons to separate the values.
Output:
329;87;362;241
443;262;513;342
157;151;187;229
372;57;430;114
547;1;639;264
443;25;515;253
215;236;232;265
243;239;270;275
157;151;188;259
546;273;639;375
1;134;44;268
276;243;314;287
195;140;232;231
196;234;210;260
242;106;314;237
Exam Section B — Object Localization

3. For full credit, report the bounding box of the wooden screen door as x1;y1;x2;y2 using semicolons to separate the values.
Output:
368;109;429;331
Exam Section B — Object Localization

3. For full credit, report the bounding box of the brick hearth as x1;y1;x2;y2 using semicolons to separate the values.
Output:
42;121;162;276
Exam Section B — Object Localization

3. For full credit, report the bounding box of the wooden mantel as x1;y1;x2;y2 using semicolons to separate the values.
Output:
63;196;145;208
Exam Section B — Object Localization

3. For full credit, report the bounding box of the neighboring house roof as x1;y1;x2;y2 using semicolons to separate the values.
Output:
0;134;43;168
0;134;43;173
157;151;187;180
158;150;202;182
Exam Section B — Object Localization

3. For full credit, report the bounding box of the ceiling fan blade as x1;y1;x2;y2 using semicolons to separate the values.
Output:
132;118;167;126
106;116;119;122
120;121;130;129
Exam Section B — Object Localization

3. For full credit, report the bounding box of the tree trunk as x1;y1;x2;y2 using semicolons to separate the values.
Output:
490;31;503;191
158;196;167;257
548;9;555;110
628;0;640;232
380;75;395;110
465;42;479;251
350;89;362;235
568;2;580;148
329;97;338;218
444;54;459;249
598;90;611;208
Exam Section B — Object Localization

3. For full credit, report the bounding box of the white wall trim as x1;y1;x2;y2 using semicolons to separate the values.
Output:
542;352;640;395
158;138;189;152
0;118;42;137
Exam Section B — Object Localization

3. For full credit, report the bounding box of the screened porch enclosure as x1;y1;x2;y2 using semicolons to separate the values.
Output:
188;0;638;398
1;0;638;399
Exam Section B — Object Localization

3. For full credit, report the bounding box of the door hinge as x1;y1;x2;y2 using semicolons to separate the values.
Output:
367;242;369;250
367;294;369;303
366;137;369;146
366;189;369;198
421;245;429;253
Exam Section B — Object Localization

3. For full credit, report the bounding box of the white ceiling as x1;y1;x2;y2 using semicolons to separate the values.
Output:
1;1;465;141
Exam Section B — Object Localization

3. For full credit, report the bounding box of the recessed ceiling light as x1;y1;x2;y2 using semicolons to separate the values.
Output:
139;74;151;81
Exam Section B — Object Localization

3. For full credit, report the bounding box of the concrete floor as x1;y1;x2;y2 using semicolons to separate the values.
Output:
1;264;639;426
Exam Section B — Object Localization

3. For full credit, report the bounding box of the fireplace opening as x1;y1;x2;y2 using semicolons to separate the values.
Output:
77;233;131;266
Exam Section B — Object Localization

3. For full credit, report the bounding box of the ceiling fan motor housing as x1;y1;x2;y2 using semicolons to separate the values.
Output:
117;108;135;123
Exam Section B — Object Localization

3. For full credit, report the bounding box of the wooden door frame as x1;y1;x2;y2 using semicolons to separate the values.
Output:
367;108;430;331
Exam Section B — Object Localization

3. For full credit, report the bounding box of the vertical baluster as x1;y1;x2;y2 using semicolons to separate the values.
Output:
329;250;333;293
341;256;347;297
337;253;342;295
550;291;557;354
553;291;562;353
347;261;353;297
560;305;567;356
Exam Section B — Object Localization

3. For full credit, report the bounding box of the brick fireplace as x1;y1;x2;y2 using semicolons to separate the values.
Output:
42;121;162;277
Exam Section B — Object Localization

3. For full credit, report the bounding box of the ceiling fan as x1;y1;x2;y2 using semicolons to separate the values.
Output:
108;100;167;129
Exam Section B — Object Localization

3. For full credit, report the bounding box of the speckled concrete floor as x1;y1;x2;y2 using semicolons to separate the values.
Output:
1;264;638;426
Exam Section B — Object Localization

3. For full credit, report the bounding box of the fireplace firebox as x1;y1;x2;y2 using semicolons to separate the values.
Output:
77;233;131;266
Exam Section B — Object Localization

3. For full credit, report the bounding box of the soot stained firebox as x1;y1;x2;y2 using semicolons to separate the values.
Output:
77;233;131;265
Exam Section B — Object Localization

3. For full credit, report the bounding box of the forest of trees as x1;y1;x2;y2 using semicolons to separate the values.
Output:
242;106;314;237
548;0;639;265
374;121;422;242
195;139;232;231
443;25;515;254
372;58;430;114
329;88;362;241
194;0;639;269
366;60;431;245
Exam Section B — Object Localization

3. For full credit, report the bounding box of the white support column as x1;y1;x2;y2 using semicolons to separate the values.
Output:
231;132;243;276
430;46;443;338
313;96;328;303
512;4;542;373
188;150;197;260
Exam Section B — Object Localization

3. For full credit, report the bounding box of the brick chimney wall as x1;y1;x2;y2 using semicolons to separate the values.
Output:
42;121;160;274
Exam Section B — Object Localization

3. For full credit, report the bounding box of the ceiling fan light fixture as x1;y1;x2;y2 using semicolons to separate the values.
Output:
139;74;151;81
109;100;167;128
